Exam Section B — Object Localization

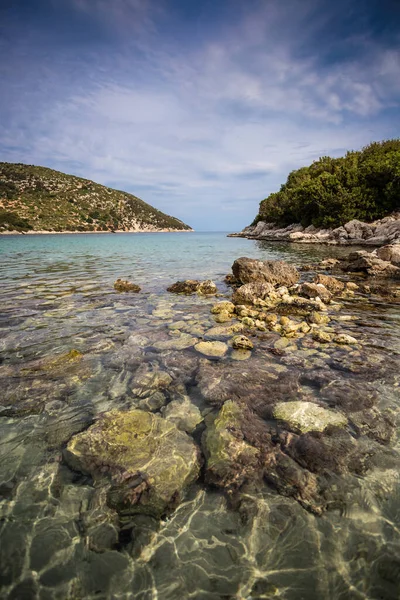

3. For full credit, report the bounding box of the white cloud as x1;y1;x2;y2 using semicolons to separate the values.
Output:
1;0;399;230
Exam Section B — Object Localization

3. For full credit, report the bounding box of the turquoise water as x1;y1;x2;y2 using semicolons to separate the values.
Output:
0;232;399;600
0;231;352;292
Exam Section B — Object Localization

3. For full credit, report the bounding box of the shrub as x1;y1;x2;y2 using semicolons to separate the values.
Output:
258;139;400;228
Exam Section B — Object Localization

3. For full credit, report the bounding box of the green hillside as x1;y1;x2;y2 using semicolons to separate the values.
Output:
0;162;192;232
254;139;400;229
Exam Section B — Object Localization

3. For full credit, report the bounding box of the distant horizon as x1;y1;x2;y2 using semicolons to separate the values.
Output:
1;0;399;231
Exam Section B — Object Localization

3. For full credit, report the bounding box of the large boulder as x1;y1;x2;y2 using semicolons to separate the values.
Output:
343;251;400;278
64;409;200;517
376;244;400;265
343;220;373;240
232;257;299;287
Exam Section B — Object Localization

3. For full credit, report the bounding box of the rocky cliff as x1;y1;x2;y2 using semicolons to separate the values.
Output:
0;162;192;233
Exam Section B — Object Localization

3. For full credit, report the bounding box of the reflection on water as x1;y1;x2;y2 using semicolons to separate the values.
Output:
0;232;399;599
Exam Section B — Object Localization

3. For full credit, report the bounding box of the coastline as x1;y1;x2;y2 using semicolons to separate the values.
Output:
228;213;400;247
0;228;194;235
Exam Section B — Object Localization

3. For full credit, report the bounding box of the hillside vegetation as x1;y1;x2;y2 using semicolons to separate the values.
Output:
0;163;192;232
255;139;400;228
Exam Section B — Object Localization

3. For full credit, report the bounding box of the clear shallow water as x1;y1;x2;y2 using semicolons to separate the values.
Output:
0;232;399;600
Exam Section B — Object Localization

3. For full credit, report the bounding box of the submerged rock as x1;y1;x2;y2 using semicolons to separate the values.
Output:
202;401;260;490
64;409;200;517
273;401;347;433
21;349;83;374
232;257;300;287
131;364;173;398
194;341;228;357
161;396;203;433
114;279;141;293
152;334;197;350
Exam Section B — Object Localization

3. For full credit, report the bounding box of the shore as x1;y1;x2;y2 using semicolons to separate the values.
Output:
0;228;194;235
228;213;400;247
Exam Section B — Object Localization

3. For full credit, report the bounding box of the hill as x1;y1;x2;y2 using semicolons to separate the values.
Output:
253;139;400;229
0;162;192;233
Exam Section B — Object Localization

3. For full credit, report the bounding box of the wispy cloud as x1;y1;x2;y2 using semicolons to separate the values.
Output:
0;0;399;229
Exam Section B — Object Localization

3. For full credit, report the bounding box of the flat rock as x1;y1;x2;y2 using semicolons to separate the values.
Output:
152;334;197;350
194;341;228;357
273;401;347;433
64;409;200;517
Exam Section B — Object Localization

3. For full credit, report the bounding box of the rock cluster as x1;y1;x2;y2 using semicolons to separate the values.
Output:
214;257;355;347
229;214;400;246
61;254;398;523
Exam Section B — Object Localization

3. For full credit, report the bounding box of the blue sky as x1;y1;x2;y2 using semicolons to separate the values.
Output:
1;0;399;230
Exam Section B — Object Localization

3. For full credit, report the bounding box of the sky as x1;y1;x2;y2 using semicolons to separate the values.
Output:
0;0;399;231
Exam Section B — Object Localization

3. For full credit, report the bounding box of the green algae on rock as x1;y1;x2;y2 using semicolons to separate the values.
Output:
202;401;259;489
64;409;200;517
20;349;84;375
273;401;347;433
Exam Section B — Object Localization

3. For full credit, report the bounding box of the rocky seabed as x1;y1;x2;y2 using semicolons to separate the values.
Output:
1;248;400;599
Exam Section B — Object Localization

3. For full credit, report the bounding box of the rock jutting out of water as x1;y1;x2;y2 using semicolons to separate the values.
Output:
167;279;217;295
114;279;141;292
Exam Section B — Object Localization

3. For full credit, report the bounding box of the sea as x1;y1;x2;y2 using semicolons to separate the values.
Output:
0;231;399;600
